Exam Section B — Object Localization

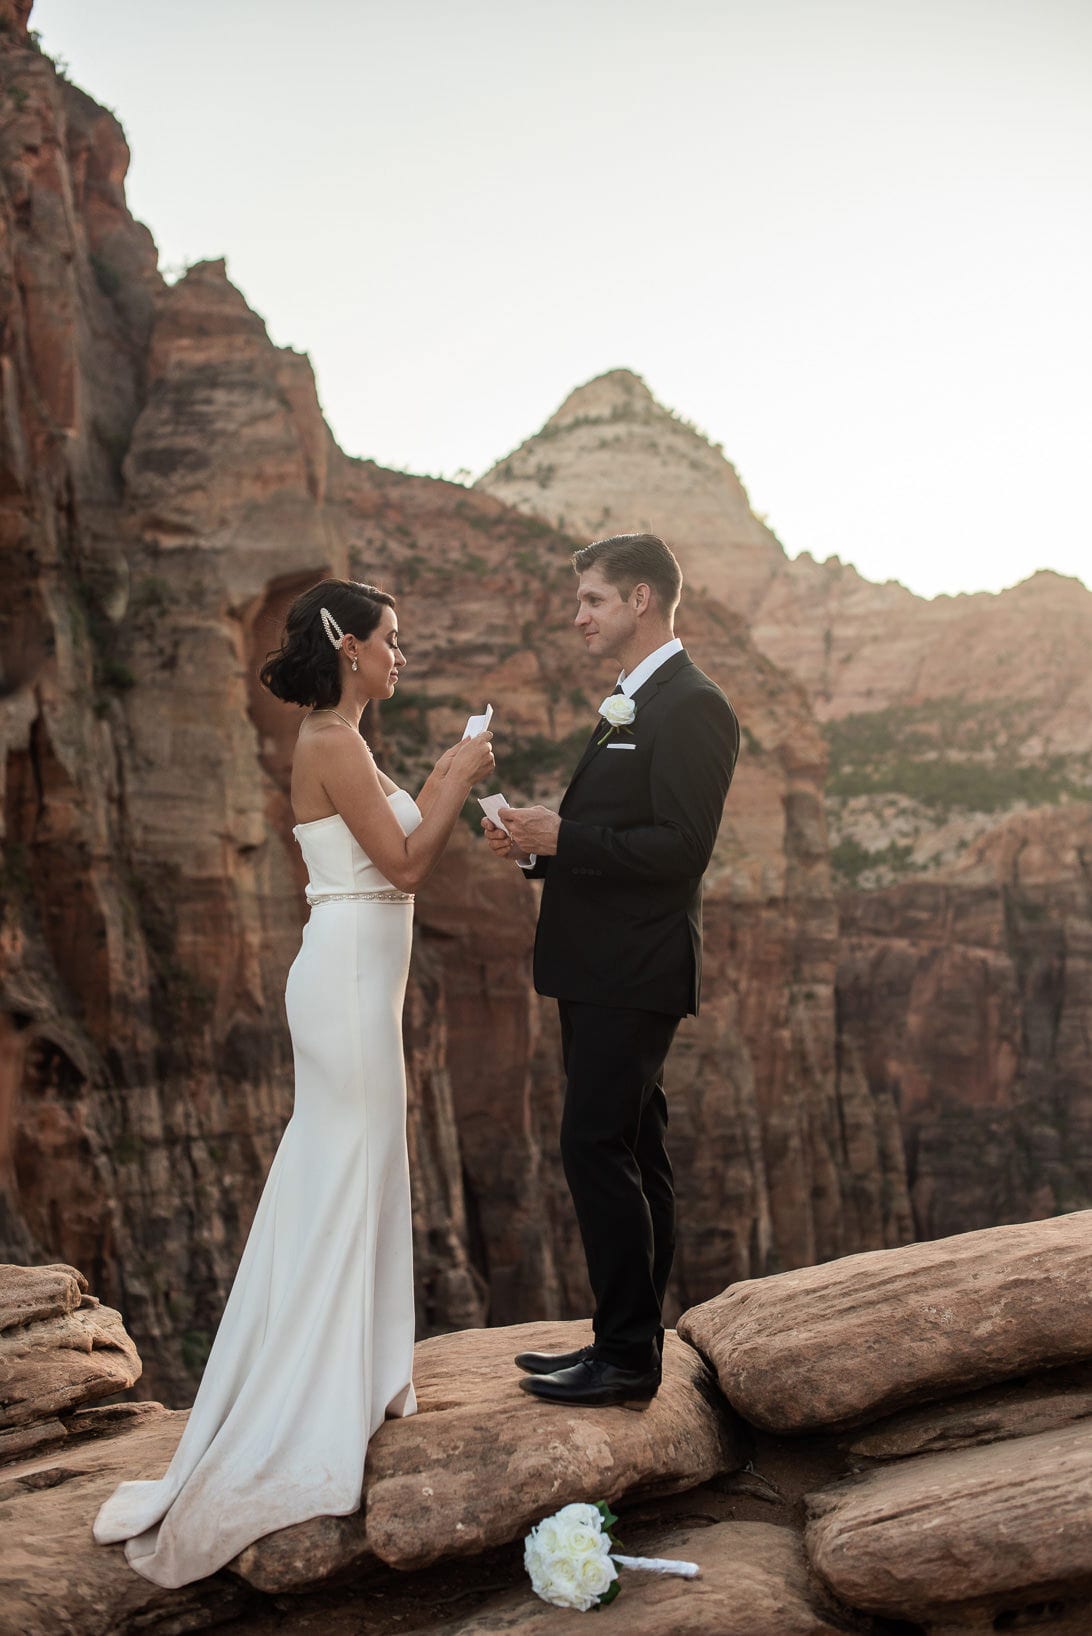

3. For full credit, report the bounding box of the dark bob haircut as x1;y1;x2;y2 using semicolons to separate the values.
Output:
571;533;683;615
259;579;395;709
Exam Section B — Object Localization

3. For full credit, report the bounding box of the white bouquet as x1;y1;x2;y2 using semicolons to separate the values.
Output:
524;1501;699;1612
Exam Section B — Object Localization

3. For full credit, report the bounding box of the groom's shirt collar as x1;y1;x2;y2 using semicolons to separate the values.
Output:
618;636;683;698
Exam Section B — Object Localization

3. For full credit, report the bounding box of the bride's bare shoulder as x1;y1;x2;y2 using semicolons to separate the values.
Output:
295;717;367;756
294;720;398;791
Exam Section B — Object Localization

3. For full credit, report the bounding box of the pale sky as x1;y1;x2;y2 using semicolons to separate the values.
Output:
34;0;1092;600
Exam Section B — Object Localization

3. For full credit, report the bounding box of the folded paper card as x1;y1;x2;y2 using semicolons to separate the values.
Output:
463;703;493;738
478;792;511;836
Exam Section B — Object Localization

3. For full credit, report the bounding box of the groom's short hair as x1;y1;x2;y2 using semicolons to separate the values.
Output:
572;533;683;615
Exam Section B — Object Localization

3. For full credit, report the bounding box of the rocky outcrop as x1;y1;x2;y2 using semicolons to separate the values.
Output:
0;1264;203;1636
233;1319;743;1584
0;1401;234;1636
477;368;786;610
845;1364;1092;1463
0;1262;139;1427
9;1222;1092;1635
363;1321;741;1571
431;1521;849;1635
806;1422;1092;1629
677;1210;1092;1433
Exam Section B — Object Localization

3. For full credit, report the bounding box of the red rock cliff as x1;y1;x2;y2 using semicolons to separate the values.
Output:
0;15;911;1396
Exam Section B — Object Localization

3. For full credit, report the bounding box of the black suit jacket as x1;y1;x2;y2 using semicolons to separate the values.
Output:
528;650;739;1016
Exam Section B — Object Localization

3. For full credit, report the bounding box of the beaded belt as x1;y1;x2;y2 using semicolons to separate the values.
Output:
307;889;415;906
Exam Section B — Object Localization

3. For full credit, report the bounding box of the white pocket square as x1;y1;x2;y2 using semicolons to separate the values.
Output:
606;742;637;750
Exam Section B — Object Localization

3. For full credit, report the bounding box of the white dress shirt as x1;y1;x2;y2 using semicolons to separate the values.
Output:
517;636;684;869
614;636;683;697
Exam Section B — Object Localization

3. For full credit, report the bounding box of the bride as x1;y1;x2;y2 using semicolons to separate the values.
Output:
93;578;494;1586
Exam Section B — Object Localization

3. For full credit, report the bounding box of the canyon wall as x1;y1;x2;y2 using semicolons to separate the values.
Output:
838;804;1092;1238
0;12;908;1398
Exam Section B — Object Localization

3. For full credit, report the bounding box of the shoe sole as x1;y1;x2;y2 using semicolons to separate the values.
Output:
518;1381;659;1410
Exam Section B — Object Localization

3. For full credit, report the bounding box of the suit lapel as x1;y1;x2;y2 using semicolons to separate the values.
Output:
563;719;608;798
561;650;693;806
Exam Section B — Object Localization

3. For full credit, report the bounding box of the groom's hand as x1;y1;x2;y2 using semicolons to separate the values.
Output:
500;805;561;856
481;817;516;859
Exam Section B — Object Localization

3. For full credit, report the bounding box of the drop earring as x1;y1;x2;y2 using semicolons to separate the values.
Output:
351;657;358;672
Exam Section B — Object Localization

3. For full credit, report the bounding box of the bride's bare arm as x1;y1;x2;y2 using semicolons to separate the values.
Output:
414;740;463;817
319;731;494;893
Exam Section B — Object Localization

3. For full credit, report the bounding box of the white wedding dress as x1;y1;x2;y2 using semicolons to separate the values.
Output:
94;791;422;1586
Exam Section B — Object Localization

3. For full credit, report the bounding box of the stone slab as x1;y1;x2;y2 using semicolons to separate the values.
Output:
847;1362;1092;1465
0;1407;252;1636
432;1521;847;1635
0;1264;87;1331
678;1210;1092;1432
805;1419;1092;1619
0;1300;141;1429
362;1320;744;1571
230;1510;373;1593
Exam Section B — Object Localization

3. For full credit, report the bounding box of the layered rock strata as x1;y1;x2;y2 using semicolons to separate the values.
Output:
0;1261;141;1464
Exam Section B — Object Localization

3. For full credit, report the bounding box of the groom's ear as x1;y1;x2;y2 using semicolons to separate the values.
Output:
631;581;653;615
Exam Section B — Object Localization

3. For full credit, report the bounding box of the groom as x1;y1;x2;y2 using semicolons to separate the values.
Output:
482;533;739;1406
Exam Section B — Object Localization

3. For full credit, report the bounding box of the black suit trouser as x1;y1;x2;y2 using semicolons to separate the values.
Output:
557;999;680;1370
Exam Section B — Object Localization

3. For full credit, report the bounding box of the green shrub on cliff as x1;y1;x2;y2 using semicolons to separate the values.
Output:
825;701;1090;814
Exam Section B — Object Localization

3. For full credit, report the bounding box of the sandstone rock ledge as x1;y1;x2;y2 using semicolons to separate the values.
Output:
429;1521;847;1635
0;1263;142;1465
233;1319;743;1585
6;1215;1092;1635
807;1420;1092;1629
678;1210;1092;1432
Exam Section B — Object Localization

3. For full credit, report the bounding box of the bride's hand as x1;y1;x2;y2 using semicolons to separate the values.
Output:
433;741;463;775
451;730;495;787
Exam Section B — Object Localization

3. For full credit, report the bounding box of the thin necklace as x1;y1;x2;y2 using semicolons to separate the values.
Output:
311;707;359;732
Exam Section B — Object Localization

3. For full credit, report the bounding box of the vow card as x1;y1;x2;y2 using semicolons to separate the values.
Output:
463;703;493;738
478;792;511;836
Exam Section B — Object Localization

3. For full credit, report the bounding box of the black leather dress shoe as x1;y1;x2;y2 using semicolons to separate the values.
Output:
518;1355;661;1408
514;1343;596;1375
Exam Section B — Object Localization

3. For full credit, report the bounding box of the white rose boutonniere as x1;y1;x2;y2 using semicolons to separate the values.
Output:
597;693;637;745
524;1501;700;1612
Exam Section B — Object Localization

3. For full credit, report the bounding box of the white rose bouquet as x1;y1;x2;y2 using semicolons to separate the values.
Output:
596;693;637;745
524;1501;699;1612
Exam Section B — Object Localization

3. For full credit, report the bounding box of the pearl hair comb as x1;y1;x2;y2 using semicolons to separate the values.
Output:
319;607;344;650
